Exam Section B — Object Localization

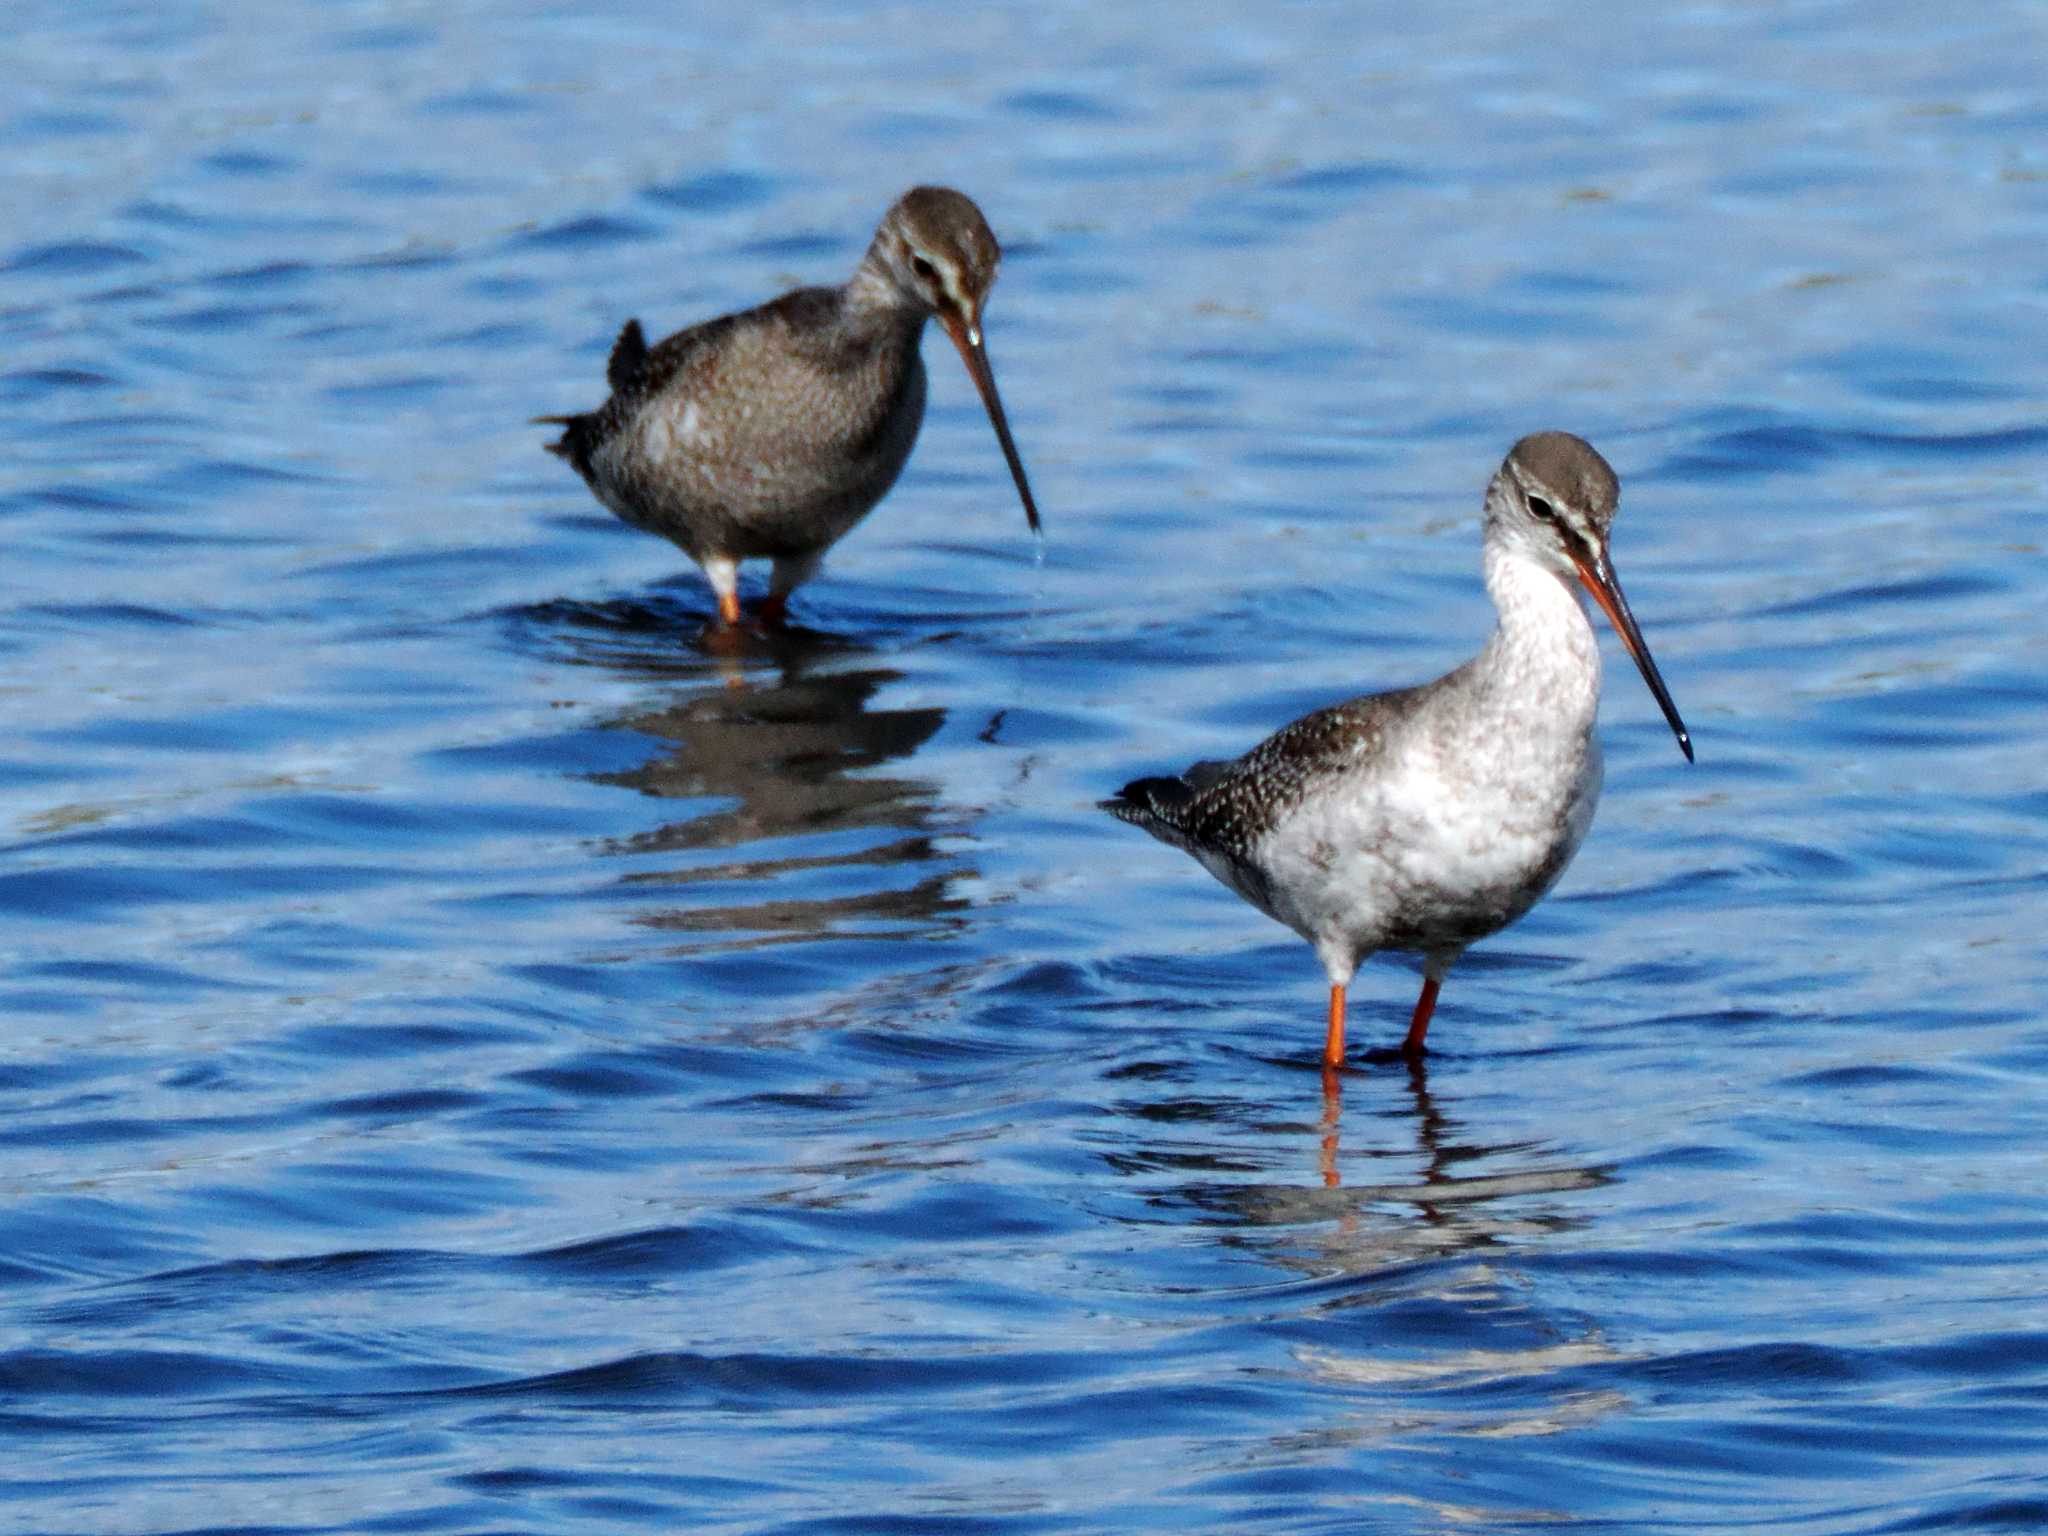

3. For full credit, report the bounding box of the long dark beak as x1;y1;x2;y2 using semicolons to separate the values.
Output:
941;310;1041;534
1572;550;1694;763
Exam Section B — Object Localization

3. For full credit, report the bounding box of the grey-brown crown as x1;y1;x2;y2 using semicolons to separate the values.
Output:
1503;432;1619;530
869;186;1003;316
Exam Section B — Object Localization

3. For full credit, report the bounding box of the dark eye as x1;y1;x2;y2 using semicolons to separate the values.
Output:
910;254;939;281
1527;494;1557;522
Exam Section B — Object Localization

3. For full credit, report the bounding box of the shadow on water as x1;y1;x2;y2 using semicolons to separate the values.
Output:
523;593;969;951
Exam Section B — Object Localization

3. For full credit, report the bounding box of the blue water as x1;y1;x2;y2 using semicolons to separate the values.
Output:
4;3;2047;1531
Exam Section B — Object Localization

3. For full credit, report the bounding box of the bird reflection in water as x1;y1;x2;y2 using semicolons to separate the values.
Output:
555;607;972;950
1114;1052;1605;1266
1111;1055;1626;1462
1285;1065;1631;1474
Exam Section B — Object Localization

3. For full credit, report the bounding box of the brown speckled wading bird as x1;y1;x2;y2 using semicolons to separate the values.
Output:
1105;433;1693;1070
538;186;1040;627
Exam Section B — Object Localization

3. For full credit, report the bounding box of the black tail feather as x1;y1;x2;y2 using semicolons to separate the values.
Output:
1101;773;1195;823
533;412;599;478
535;318;647;480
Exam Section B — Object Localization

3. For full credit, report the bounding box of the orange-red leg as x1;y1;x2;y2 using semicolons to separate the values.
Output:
715;590;742;627
1401;975;1442;1057
1322;983;1347;1070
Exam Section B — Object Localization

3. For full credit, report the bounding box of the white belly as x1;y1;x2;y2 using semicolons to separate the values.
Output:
1249;729;1602;966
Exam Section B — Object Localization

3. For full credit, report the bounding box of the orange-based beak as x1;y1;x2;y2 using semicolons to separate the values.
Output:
941;309;1041;535
1571;550;1694;762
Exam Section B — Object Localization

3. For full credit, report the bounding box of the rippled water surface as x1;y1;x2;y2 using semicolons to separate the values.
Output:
5;4;2048;1532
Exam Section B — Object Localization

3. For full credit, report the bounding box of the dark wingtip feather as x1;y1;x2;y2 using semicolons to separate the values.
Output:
606;318;650;392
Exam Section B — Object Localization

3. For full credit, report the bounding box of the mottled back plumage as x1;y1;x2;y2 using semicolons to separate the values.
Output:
1108;688;1427;908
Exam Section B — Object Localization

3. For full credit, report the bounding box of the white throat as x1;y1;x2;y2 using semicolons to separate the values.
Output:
1475;540;1604;739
